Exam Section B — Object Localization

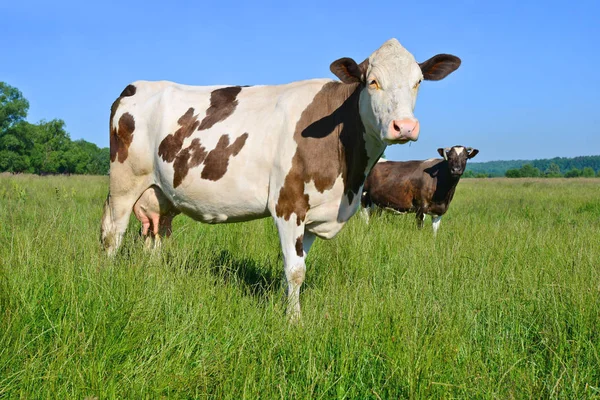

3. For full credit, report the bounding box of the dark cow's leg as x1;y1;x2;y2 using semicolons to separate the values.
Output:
275;219;315;322
416;211;425;229
360;192;372;223
360;205;373;223
432;215;442;236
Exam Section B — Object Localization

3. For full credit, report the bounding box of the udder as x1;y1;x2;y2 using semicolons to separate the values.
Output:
133;186;179;248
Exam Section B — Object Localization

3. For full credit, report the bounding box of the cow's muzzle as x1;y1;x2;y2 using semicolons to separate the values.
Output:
450;168;463;177
386;119;420;143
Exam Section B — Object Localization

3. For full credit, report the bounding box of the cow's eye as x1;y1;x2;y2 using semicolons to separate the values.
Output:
413;80;422;89
369;79;380;90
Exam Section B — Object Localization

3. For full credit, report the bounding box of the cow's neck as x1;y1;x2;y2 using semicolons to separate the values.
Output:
445;176;460;202
332;82;387;205
437;164;461;202
335;82;369;204
298;82;369;205
291;81;384;207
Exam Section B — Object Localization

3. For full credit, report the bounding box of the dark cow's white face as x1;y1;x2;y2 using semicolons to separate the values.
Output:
330;38;461;145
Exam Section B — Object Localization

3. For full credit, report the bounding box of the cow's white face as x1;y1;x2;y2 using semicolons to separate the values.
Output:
360;40;423;144
330;38;461;144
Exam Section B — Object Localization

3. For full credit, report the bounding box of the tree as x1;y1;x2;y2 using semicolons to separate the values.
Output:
30;119;71;174
506;164;544;178
0;83;34;172
520;164;541;177
582;167;595;177
0;122;37;172
65;140;110;174
545;162;562;177
505;168;522;178
0;82;29;132
1;81;113;176
564;168;582;178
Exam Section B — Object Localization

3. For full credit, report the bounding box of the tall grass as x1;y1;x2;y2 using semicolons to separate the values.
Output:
1;175;599;398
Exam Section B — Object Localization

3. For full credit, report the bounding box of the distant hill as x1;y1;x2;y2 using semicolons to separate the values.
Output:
466;155;600;177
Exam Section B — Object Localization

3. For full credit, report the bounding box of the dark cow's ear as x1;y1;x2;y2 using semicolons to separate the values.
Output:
467;148;479;159
437;148;445;158
330;57;366;84
419;54;461;81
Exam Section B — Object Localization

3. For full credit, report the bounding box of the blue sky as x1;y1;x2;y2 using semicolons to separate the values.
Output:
1;0;598;162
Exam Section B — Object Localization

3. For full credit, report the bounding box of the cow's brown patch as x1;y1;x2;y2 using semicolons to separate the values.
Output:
275;82;368;225
120;84;137;98
156;87;245;187
201;133;249;181
158;108;201;163
173;138;208;188
110;84;137;124
109;112;136;163
198;86;243;131
295;234;304;257
109;85;137;163
160;105;248;187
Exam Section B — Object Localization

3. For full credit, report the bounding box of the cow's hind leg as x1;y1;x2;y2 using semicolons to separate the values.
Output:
101;188;149;256
274;219;316;322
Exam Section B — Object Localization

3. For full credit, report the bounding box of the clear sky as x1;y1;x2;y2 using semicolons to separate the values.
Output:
1;0;598;162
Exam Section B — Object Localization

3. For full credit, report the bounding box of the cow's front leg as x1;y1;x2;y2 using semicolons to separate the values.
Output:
274;219;316;322
416;211;425;229
432;215;442;235
360;206;371;224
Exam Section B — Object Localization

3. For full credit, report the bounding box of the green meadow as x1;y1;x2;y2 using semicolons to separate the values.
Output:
1;175;599;398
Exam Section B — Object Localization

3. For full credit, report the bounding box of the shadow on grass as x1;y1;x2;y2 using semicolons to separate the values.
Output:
209;250;282;300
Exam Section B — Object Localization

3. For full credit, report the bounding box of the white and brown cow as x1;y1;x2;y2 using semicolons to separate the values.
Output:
361;146;479;234
101;38;461;319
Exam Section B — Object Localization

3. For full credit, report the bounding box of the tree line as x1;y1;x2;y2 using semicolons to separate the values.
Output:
465;156;600;178
0;82;109;175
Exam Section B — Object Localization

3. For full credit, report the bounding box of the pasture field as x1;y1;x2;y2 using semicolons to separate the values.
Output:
1;175;599;399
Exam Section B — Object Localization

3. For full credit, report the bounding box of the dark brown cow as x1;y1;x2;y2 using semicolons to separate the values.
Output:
361;146;479;234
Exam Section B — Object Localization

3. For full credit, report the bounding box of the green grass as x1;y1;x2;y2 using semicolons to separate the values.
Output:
1;175;599;398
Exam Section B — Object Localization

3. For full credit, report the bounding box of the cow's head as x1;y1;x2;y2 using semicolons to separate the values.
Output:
437;146;479;177
330;38;460;144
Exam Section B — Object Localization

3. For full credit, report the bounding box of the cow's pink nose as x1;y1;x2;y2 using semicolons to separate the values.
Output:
389;119;420;142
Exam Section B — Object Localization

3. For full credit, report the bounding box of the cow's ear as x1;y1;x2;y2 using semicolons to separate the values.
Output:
419;54;461;81
330;57;366;84
467;148;479;159
437;148;449;160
